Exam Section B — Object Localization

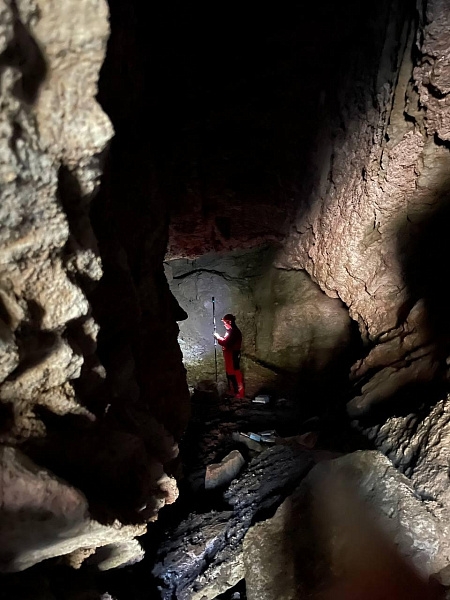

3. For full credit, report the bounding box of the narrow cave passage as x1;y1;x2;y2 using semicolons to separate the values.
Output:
3;0;450;598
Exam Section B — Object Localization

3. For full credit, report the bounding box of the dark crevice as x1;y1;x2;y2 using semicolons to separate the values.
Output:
0;0;47;104
434;132;450;150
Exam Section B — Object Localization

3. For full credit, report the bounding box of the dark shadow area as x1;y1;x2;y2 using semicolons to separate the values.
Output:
0;401;14;436
243;307;364;431
0;0;47;104
97;0;399;256
24;411;154;526
6;302;56;378
0;560;159;600
398;185;450;370
352;379;449;428
348;177;450;421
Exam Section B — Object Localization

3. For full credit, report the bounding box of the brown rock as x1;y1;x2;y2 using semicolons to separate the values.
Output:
243;451;450;600
205;450;246;490
0;445;146;573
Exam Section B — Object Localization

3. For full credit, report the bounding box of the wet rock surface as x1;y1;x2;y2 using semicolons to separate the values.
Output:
151;389;348;600
153;444;313;600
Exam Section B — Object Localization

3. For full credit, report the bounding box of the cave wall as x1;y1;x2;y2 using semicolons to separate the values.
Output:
278;0;450;414
2;0;450;591
93;0;191;442
0;0;186;574
167;245;354;398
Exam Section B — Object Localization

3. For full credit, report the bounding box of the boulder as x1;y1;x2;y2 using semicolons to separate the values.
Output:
243;450;450;599
205;450;245;490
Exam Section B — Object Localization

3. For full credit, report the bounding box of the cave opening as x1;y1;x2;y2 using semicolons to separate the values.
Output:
2;0;450;598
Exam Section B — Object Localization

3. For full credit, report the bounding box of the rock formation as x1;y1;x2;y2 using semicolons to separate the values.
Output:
279;0;450;416
0;0;186;575
243;450;450;599
2;0;450;597
166;246;355;397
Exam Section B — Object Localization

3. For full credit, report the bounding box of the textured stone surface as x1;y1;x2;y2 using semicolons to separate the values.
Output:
205;449;245;490
0;0;112;441
276;0;450;411
0;0;183;575
168;246;353;396
243;451;450;599
0;446;146;573
0;336;83;402
0;318;19;384
87;538;145;571
189;552;245;600
366;396;450;513
153;445;313;599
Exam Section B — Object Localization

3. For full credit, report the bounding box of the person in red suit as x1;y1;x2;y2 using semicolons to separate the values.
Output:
214;313;245;398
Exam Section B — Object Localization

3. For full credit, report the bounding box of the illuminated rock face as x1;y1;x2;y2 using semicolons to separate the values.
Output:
1;0;450;592
167;246;354;398
243;451;450;600
165;0;450;410
0;0;111;446
278;0;450;415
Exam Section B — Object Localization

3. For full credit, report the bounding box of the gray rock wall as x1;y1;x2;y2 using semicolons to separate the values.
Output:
167;245;353;397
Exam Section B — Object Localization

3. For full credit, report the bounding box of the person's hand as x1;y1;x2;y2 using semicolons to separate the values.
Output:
213;332;220;339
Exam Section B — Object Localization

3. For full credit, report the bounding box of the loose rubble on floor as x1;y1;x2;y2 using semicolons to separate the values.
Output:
151;388;450;600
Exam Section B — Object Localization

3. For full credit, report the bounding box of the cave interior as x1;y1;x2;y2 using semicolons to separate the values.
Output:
2;0;450;598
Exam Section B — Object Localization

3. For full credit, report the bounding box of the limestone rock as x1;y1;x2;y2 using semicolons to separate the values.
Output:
369;396;450;512
0;285;25;331
88;539;145;571
243;500;295;600
0;445;146;573
0;0;180;572
347;349;441;417
168;247;353;395
0;336;83;402
0;317;19;384
153;445;313;599
253;268;352;374
243;450;450;600
0;444;88;571
274;0;450;409
190;552;245;600
33;0;114;166
205;449;245;490
0;0;112;449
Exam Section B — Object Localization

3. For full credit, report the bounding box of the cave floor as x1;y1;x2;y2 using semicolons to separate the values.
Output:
140;385;369;600
0;391;368;600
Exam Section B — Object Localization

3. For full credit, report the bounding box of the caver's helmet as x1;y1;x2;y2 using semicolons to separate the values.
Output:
221;314;236;323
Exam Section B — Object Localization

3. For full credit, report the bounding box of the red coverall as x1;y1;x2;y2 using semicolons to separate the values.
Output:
217;325;245;398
